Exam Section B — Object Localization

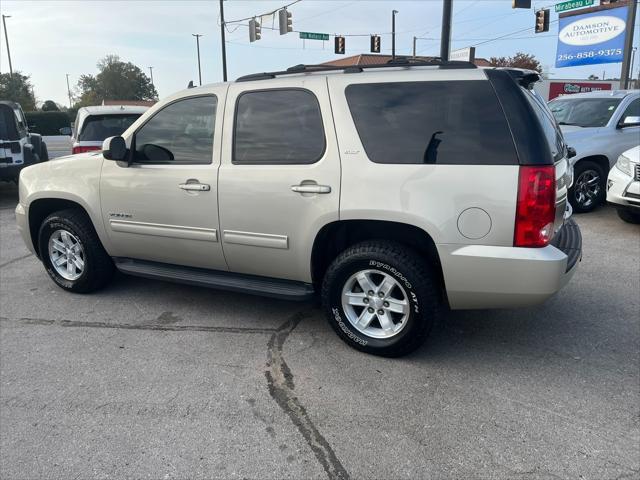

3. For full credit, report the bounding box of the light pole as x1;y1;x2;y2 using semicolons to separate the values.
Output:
440;0;453;61
629;47;637;88
192;34;203;86
65;74;72;108
392;10;398;61
148;66;154;87
2;14;13;76
620;0;637;89
219;0;227;82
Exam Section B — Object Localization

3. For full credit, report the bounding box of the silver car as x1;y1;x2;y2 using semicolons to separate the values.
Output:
549;90;640;213
16;62;581;356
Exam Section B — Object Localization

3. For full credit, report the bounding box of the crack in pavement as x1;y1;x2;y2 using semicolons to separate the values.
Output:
266;311;350;480
0;253;34;269
0;316;277;334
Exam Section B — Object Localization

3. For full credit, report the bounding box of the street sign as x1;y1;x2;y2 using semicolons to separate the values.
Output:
555;0;594;13
299;31;330;41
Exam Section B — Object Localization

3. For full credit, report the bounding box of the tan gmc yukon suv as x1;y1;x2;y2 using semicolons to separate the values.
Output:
15;61;582;356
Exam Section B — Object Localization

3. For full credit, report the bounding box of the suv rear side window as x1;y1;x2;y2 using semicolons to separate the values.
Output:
522;88;564;162
345;81;516;165
234;89;325;164
79;114;141;141
133;96;217;164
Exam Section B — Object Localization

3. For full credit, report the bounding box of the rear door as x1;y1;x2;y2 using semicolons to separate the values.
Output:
100;91;227;270
217;76;340;282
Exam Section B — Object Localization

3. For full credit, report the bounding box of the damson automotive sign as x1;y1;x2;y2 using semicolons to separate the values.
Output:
555;6;628;67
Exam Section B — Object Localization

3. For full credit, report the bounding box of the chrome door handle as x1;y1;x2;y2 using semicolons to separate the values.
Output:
291;184;331;194
179;182;210;191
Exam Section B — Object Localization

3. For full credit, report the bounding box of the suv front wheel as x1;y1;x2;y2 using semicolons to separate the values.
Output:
38;209;114;293
322;241;440;357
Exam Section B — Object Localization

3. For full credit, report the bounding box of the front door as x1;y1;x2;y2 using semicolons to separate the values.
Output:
218;77;340;282
100;92;228;271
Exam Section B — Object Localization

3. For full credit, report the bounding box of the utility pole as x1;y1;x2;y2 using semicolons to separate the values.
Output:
148;66;154;87
440;0;453;61
620;0;637;89
2;15;13;76
192;34;203;86
65;74;72;108
219;0;228;82
630;47;637;88
413;36;416;57
392;10;398;60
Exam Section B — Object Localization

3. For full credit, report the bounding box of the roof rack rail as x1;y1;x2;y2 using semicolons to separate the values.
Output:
236;58;477;82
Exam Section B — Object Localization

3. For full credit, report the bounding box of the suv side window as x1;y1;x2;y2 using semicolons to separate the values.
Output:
522;87;565;162
233;89;325;164
620;98;640;121
133;95;217;164
345;81;516;165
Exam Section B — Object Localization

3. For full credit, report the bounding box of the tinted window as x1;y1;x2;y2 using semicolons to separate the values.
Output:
234;89;325;164
522;88;565;162
345;81;516;165
79;114;142;141
134;96;216;164
621;98;640;120
548;97;622;127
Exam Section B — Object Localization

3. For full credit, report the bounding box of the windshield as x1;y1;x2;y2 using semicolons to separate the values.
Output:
548;97;622;127
79;114;141;141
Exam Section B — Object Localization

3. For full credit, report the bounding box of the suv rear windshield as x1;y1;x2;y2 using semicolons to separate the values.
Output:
345;80;516;165
548;97;622;128
79;114;142;141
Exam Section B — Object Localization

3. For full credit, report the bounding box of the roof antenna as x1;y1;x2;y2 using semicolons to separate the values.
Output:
187;80;195;89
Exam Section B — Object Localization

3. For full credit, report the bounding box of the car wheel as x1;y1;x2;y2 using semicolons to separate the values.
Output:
616;209;640;224
321;241;440;357
38;209;114;293
570;161;606;213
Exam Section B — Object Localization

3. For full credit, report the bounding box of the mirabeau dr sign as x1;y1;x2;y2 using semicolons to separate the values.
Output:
555;6;628;67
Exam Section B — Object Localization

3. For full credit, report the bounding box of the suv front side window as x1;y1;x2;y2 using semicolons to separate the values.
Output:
133;95;217;164
233;89;325;165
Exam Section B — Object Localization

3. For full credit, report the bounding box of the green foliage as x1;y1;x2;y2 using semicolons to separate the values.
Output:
25;111;71;136
0;72;36;110
76;54;157;107
489;52;542;73
41;100;60;111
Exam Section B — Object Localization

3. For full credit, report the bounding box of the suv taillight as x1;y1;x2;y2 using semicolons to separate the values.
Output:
514;165;556;248
72;145;101;155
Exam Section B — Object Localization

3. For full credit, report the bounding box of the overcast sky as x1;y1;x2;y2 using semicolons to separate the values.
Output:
1;0;639;106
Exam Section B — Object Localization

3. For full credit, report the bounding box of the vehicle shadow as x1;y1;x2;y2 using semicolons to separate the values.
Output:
0;181;18;210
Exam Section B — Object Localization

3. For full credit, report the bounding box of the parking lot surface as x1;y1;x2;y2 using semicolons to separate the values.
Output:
1;180;638;480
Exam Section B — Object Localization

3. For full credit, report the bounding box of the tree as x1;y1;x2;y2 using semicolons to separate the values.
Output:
76;54;157;107
41;100;60;111
0;72;36;110
588;74;599;80
489;52;542;73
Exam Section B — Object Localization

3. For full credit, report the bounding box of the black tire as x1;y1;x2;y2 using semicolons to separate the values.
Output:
617;209;640;224
38;209;114;293
321;241;440;357
39;142;49;162
570;160;606;213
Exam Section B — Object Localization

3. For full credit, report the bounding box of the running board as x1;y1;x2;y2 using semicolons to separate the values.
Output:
113;258;315;301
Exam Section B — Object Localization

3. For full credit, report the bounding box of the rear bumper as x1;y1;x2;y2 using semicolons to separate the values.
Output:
438;218;582;309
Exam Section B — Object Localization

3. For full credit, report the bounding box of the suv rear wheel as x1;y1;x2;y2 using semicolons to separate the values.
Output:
321;241;440;357
38;209;114;293
570;160;606;213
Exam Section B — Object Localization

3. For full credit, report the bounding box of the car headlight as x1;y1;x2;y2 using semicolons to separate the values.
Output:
615;155;632;176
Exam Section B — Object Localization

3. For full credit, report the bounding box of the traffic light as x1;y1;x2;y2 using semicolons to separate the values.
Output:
279;8;292;35
335;36;345;54
512;0;531;8
249;18;261;42
370;35;381;53
535;8;550;33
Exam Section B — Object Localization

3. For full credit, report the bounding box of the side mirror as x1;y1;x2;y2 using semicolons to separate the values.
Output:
567;146;576;159
59;127;72;136
619;116;640;128
102;136;127;161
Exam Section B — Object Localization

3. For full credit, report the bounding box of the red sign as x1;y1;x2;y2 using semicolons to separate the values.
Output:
548;82;612;100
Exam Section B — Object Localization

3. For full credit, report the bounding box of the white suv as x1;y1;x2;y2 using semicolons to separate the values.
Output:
16;61;581;356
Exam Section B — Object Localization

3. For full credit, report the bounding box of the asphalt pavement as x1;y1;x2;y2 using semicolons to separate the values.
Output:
1;180;638;480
